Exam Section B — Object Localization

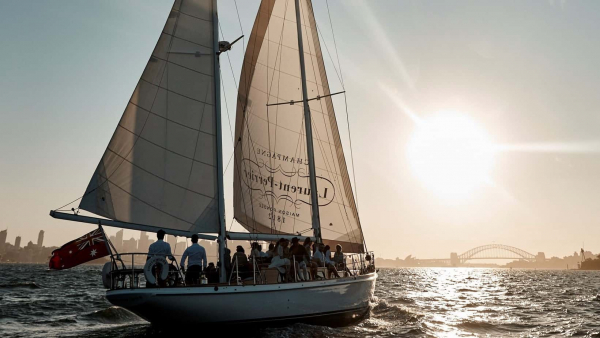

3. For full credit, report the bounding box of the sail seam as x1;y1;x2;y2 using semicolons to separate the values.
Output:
161;31;213;51
151;55;214;78
104;147;217;200
244;110;335;147
139;78;214;106
254;58;322;86
177;9;212;23
115;124;216;167
96;175;202;227
128;101;214;135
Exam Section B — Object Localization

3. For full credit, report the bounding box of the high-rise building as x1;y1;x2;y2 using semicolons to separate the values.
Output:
15;236;21;249
0;229;7;246
114;229;124;252
122;237;137;253
166;235;177;251
138;231;149;252
174;241;186;256
37;230;44;247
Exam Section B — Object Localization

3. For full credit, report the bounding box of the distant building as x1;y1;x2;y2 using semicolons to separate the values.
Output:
166;235;177;251
37;230;44;247
122;237;137;253
536;252;546;262
174;241;186;256
115;230;124;252
138;231;149;252
15;236;21;249
0;229;7;246
450;252;459;266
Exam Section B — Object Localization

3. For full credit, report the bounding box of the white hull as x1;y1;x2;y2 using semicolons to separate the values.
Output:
106;273;376;326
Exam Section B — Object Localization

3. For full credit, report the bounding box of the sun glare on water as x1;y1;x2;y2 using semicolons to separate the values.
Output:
407;112;495;200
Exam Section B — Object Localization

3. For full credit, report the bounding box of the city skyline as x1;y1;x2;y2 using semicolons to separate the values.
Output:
3;1;600;259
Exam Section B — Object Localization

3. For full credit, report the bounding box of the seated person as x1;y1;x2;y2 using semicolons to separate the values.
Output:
180;234;207;285
232;245;249;271
268;239;291;282
265;243;275;263
333;244;352;276
313;243;340;279
259;244;268;258
205;262;219;283
249;242;263;264
289;237;309;281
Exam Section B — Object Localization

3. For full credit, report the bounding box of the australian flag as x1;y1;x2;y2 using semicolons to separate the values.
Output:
49;228;110;270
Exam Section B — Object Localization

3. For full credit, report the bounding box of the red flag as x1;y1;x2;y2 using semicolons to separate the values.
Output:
49;228;110;270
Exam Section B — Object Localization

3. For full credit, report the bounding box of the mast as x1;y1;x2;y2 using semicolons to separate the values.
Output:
212;0;227;283
294;0;322;243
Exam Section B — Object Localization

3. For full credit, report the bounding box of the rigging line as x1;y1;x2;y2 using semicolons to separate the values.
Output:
308;2;364;252
269;8;291;234
53;5;182;212
218;22;240;90
264;0;291;233
314;24;344;90
323;0;362;224
219;67;235;143
325;0;344;87
232;0;246;56
235;0;292;234
266;9;274;232
301;0;358;249
343;93;360;215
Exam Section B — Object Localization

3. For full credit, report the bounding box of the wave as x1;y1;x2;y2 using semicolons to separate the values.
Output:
81;306;142;324
0;281;41;289
371;298;422;323
457;320;498;331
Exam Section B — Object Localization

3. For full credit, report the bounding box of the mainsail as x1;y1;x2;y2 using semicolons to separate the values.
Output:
79;0;221;235
233;0;364;252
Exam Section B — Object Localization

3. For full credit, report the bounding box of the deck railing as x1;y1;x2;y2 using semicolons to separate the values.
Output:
107;251;375;290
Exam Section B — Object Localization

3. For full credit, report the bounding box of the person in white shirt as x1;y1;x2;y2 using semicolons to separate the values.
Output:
312;243;340;278
180;234;207;285
147;230;175;261
259;244;269;258
249;242;261;262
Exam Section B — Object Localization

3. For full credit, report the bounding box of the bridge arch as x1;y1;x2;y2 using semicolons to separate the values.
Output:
458;244;535;263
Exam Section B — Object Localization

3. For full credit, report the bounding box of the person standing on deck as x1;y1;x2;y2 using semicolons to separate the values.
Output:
180;234;207;285
147;229;175;261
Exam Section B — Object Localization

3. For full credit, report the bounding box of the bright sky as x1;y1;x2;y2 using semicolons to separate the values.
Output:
2;0;600;260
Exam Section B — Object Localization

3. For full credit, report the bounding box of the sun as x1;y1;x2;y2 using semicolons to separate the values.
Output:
407;112;495;200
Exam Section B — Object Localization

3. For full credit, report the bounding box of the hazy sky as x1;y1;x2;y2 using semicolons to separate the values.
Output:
2;0;600;260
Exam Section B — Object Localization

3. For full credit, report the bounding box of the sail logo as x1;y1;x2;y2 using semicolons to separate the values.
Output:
239;158;335;208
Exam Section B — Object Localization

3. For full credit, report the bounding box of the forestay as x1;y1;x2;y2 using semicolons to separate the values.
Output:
233;0;364;252
79;0;220;235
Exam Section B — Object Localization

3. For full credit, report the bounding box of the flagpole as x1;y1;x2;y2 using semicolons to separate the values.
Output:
97;221;117;257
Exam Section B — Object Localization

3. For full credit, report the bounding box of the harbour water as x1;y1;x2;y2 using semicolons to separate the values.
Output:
1;264;600;337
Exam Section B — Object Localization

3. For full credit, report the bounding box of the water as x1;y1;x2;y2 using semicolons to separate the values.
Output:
1;264;600;337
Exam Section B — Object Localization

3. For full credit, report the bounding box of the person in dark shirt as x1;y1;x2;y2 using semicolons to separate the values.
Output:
205;262;219;283
289;237;309;281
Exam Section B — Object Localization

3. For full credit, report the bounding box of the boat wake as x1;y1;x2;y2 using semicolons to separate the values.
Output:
81;307;143;325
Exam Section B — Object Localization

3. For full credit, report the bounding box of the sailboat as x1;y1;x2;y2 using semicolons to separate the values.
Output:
50;0;376;325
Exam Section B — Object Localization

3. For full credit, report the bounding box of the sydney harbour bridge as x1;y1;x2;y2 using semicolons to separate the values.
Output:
420;244;541;266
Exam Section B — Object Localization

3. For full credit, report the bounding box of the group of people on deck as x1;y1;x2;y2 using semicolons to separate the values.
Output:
233;237;350;282
147;230;350;285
